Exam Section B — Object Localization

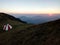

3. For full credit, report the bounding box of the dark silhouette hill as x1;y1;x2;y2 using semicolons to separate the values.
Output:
0;13;26;24
11;19;60;45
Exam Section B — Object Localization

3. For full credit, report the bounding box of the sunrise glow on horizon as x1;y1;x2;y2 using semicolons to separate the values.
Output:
0;0;60;14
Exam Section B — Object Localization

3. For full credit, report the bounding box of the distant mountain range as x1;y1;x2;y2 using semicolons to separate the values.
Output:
18;14;60;24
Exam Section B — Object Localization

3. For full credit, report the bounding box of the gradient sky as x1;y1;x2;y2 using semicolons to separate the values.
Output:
0;0;60;14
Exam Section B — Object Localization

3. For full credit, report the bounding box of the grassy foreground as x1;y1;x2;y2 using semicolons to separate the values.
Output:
0;13;60;45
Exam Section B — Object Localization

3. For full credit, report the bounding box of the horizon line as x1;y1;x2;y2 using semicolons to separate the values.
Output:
0;12;60;14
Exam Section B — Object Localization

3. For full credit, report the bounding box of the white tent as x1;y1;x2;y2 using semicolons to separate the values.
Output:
3;24;12;31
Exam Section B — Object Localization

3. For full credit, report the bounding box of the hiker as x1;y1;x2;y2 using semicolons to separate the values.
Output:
3;24;12;31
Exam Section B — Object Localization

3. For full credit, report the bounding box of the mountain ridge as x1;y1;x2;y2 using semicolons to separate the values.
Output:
0;13;26;23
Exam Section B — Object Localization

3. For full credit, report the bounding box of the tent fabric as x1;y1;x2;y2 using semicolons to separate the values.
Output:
3;24;12;31
3;25;6;30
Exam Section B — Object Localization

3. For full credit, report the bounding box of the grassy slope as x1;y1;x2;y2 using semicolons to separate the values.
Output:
0;13;60;45
0;13;32;32
0;13;32;45
10;19;60;45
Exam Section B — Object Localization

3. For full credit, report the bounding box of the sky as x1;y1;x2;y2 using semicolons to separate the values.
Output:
0;0;60;14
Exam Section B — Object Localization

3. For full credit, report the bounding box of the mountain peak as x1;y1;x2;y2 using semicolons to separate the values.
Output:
0;12;26;23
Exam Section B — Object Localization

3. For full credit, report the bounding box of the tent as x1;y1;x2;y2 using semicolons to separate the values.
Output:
3;24;12;31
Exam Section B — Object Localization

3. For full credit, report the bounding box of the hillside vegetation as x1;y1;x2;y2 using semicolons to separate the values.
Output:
0;13;60;45
11;19;60;45
0;13;32;32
